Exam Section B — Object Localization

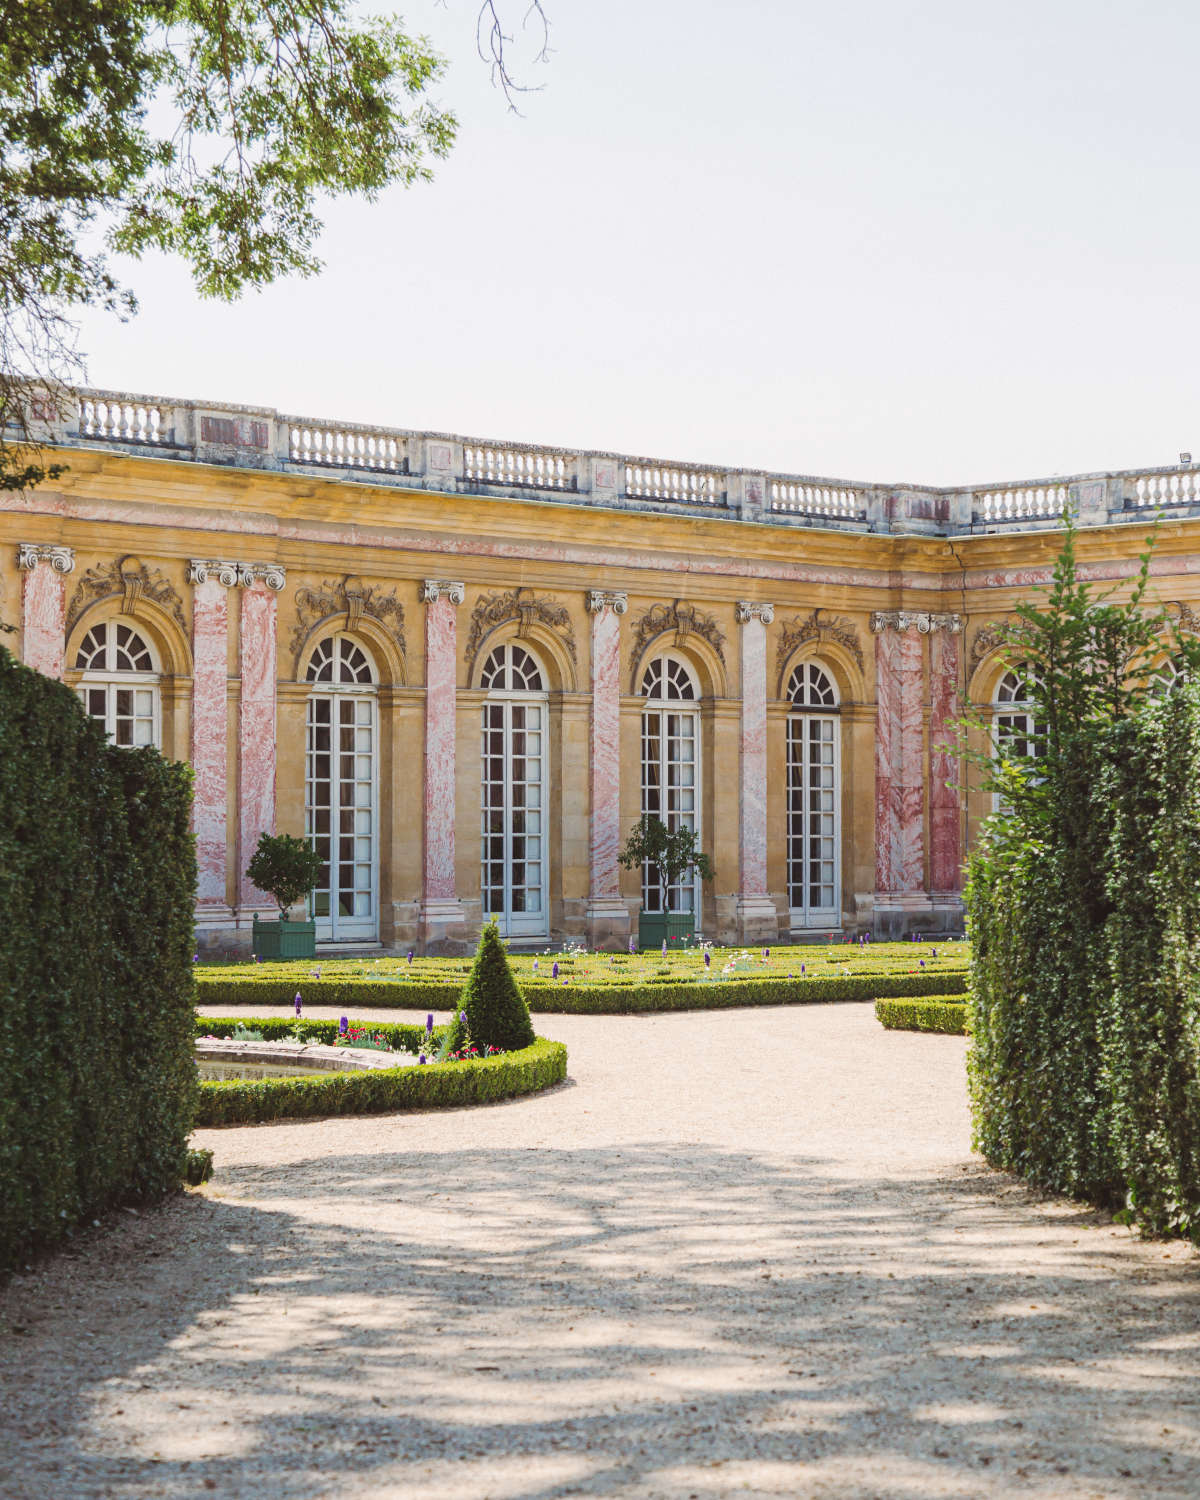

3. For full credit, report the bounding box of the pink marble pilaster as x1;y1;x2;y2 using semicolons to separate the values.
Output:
189;564;232;909
872;623;899;894
929;625;963;893
419;580;467;947
735;602;778;941
237;570;284;908
872;613;926;897
585;591;630;948
17;543;74;679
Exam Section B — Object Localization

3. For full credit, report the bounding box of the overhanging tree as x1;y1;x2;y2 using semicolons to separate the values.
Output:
0;0;547;490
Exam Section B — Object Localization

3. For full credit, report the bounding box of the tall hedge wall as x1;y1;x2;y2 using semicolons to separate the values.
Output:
0;646;197;1272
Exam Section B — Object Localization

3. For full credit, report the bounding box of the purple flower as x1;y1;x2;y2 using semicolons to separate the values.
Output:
801;964;806;975
339;1015;348;1035
704;950;711;968
418;1053;426;1065
192;952;199;963
426;1013;434;1034
294;992;302;1015
407;949;414;964
552;962;559;979
459;1011;467;1024
662;940;667;957
628;936;636;955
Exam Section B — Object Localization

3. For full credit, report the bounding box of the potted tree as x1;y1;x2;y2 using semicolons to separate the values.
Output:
246;832;323;960
617;814;714;952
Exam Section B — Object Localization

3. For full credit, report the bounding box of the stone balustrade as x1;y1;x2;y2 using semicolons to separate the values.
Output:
31;387;1200;537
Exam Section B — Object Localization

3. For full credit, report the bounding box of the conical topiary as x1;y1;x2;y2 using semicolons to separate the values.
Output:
460;920;536;1052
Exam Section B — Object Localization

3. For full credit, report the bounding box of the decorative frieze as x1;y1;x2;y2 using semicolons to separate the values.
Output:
419;579;465;606
66;553;185;634
290;575;406;668
586;590;628;616
870;611;963;635
775;609;863;674
464;587;577;671
17;543;75;574
735;600;775;625
967;621;1010;681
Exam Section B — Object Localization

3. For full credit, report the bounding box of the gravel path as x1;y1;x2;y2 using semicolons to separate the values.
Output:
2;1002;1198;1499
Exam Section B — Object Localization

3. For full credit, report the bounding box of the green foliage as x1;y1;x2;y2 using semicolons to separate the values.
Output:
184;1148;214;1186
196;968;966;1013
0;0;455;485
245;831;323;915
196;1015;447;1052
459;920;536;1051
617;814;715;895
964;516;1200;1234
195;1037;567;1126
1102;689;1200;1238
875;997;969;1034
0;645;197;1272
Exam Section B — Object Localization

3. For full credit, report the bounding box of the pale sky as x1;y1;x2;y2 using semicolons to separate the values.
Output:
75;0;1200;488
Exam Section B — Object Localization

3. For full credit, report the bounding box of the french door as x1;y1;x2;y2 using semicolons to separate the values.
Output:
305;693;378;941
786;713;839;925
481;697;547;937
640;706;699;920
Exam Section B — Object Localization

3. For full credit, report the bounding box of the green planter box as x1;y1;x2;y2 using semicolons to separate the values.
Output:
251;915;317;961
638;911;696;952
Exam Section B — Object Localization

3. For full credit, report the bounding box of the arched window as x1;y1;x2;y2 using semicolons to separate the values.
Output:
1151;657;1183;697
480;644;548;938
74;621;160;747
305;633;378;942
640;653;701;922
992;663;1039;813
786;662;840;925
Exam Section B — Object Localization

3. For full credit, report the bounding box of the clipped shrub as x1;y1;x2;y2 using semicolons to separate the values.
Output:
184;1149;214;1185
0;646;196;1272
195;969;966;1013
195;1014;448;1052
459;920;535;1050
196;1036;567;1125
874;996;968;1034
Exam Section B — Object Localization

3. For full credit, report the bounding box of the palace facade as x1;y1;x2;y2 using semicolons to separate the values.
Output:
4;389;1198;953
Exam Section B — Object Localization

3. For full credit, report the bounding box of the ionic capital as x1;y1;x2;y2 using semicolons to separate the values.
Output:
188;559;241;587
236;563;286;591
586;590;628;616
17;543;75;575
420;579;465;606
870;610;963;635
735;600;774;625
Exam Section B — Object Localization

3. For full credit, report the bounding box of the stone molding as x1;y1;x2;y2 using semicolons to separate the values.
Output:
65;552;185;635
464;587;577;672
870;611;963;635
240;563;286;591
586;590;628;616
735;600;775;624
967;621;1011;681
775;609;864;675
17;543;74;574
1172;600;1200;635
420;579;465;605
290;575;406;669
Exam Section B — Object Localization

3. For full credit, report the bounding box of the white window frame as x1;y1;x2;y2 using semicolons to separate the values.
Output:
786;661;841;929
74;620;162;749
639;652;702;926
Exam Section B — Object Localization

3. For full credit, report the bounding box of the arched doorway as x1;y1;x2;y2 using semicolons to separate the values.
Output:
305;633;379;943
639;652;701;928
786;661;840;927
480;643;548;939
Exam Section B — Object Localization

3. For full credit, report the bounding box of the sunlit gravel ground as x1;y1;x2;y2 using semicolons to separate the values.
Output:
1;1001;1197;1499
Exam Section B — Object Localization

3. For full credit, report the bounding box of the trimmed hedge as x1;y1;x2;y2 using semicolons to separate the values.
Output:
0;646;196;1273
195;1036;568;1125
195;970;967;1014
874;996;969;1034
195;1015;448;1051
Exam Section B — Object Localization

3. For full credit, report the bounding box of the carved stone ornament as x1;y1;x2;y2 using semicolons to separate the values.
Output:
775;609;864;675
585;590;628;616
967;621;1013;680
1171;600;1200;635
870;610;963;635
239;563;286;591
17;543;75;574
419;579;465;605
65;553;184;635
187;559;241;587
628;600;727;687
290;575;407;667
735;600;775;625
464;587;578;671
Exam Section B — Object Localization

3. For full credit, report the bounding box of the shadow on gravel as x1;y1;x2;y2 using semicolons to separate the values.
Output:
1;1147;1198;1499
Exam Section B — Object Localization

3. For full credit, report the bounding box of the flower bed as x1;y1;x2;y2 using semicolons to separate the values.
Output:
195;942;968;1013
874;996;969;1035
194;1034;567;1126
